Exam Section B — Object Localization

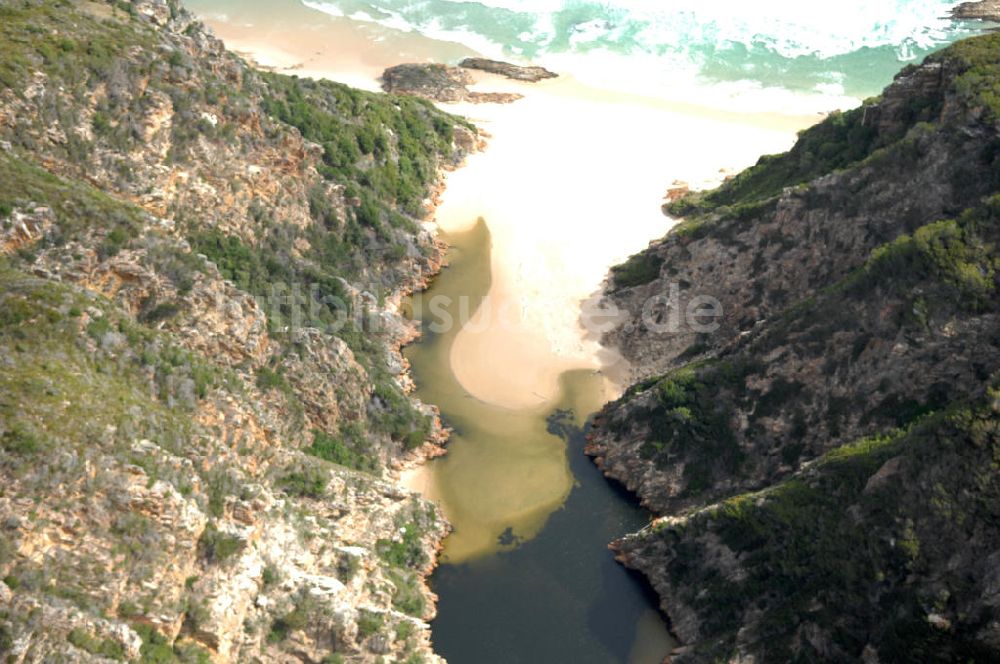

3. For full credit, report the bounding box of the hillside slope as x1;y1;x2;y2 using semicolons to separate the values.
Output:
0;1;478;662
590;33;1000;662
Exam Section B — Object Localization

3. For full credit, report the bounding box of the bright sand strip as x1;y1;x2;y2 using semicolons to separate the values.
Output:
185;0;477;91
436;72;817;409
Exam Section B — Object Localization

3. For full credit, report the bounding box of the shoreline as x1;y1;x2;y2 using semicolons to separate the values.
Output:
186;0;477;91
423;72;816;411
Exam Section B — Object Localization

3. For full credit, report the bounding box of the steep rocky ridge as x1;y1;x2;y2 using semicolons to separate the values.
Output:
590;33;1000;662
0;1;480;662
603;44;1000;382
614;396;1000;662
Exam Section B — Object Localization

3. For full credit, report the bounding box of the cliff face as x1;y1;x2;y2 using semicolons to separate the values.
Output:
0;1;478;662
591;34;1000;662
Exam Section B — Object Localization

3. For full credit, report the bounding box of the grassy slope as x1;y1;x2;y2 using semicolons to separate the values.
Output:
609;32;1000;290
640;394;1000;662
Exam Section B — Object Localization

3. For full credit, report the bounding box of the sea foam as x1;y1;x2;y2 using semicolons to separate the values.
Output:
302;0;988;111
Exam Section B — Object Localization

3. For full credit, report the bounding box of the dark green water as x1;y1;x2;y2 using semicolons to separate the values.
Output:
405;221;674;663
428;409;673;664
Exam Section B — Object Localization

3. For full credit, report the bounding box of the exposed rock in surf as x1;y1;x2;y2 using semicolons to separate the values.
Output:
381;63;523;104
459;58;559;82
952;0;1000;22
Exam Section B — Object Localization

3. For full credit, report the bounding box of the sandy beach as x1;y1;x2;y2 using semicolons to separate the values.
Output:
186;0;477;91
191;0;818;411
435;71;815;409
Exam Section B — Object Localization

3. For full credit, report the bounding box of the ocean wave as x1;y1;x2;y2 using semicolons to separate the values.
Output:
304;0;974;57
301;0;986;108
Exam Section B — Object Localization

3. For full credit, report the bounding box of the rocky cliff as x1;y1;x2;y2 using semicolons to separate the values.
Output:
591;33;1000;662
0;1;479;662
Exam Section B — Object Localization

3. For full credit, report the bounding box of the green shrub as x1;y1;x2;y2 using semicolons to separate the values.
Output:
98;227;131;259
395;620;415;642
279;465;328;498
1;424;41;454
197;525;245;564
267;597;314;643
0;296;37;328
356;610;384;639
68;628;125;661
139;301;183;325
627;362;747;487
255;366;288;392
0;625;12;653
387;569;426;617
369;379;433;448
132;624;211;664
610;252;664;290
260;73;461;218
376;524;427;569
308;427;375;472
261;565;279;588
92;111;112;136
337;554;361;582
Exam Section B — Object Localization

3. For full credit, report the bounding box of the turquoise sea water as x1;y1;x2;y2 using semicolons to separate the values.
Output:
301;0;991;106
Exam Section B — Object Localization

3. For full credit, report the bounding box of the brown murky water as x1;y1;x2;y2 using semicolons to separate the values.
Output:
403;218;617;563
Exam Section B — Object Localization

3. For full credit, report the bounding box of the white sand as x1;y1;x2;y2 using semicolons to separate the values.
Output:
187;0;475;92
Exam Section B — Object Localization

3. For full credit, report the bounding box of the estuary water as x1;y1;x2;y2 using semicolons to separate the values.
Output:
403;222;676;663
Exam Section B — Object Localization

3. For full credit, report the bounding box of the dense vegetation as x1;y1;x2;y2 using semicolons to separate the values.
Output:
261;73;467;220
0;1;461;659
607;190;1000;511
658;32;1000;232
0;0;465;466
667;107;881;220
645;395;1000;662
599;32;1000;663
609;251;664;290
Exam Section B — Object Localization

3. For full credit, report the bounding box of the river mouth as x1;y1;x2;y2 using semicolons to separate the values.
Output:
403;219;580;564
392;44;815;663
403;220;675;663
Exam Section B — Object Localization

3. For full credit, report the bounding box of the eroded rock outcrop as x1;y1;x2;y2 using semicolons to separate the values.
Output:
953;0;1000;22
381;63;524;104
590;32;1000;662
0;0;481;661
458;58;558;82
